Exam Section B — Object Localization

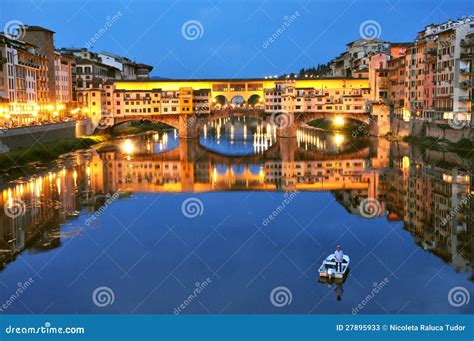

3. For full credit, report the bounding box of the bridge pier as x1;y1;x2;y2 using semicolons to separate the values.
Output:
278;135;297;191
275;111;297;138
179;139;198;192
178;114;198;139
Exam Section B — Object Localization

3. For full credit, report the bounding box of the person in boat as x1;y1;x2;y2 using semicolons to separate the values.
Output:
334;245;344;273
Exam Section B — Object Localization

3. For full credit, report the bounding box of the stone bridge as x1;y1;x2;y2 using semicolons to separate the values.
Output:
105;108;373;138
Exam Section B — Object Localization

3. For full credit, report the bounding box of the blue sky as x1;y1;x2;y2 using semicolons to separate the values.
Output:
1;0;473;78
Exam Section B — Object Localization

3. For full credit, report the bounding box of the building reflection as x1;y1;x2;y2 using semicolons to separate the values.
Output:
0;127;472;277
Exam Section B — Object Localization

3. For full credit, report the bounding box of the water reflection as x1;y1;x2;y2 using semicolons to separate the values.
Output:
200;117;276;156
0;121;472;311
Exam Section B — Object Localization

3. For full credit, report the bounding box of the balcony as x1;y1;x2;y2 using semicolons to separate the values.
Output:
459;81;472;88
460;52;474;60
460;38;474;47
458;96;472;101
459;68;471;74
424;47;437;55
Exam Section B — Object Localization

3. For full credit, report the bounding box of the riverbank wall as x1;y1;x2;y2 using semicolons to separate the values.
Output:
391;118;473;142
0;119;93;153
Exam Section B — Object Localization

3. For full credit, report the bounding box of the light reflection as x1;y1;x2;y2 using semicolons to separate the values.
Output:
122;139;135;155
334;134;344;147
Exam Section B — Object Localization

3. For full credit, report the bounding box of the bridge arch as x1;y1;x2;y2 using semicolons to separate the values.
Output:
213;95;228;107
110;116;181;131
297;112;371;126
230;95;245;107
247;94;261;106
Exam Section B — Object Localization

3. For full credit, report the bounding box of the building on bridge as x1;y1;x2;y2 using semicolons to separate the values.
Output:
81;77;380;133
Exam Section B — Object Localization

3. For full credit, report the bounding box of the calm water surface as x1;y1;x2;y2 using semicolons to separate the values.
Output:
0;118;472;314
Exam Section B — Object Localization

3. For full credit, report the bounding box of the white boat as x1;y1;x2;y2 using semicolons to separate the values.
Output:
318;254;350;279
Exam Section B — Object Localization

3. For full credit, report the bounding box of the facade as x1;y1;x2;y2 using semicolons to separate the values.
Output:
23;26;56;103
0;34;42;124
54;51;75;105
60;48;153;90
328;39;390;78
0;26;78;126
400;17;474;122
264;80;370;115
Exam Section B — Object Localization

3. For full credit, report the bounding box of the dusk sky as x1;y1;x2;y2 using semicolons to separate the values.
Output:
2;0;473;78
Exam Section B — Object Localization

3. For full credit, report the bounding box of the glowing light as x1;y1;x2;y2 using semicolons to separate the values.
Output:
402;156;410;169
334;116;345;126
73;170;77;187
334;134;345;147
121;139;135;155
